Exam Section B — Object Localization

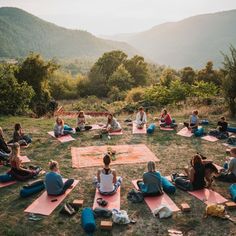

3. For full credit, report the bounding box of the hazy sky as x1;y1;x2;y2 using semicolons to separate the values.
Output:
1;0;236;35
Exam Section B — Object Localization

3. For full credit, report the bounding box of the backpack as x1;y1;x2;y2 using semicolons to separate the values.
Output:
127;189;144;203
205;204;226;218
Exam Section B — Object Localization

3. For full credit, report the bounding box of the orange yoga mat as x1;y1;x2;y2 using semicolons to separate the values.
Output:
132;122;147;134
92;187;120;210
71;144;159;168
48;131;75;143
24;179;79;216
177;127;193;137
201;135;218;142
132;180;180;212
188;189;227;205
0;181;17;188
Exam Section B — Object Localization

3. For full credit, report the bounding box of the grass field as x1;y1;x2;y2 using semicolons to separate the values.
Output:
0;113;236;236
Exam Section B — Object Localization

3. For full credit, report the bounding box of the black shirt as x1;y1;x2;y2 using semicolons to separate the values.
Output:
0;136;11;153
217;121;228;132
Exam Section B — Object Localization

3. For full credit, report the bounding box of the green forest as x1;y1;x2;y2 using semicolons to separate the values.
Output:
1;46;236;117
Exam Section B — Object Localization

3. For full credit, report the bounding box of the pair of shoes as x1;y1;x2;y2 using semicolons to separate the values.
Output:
60;203;76;216
96;197;108;207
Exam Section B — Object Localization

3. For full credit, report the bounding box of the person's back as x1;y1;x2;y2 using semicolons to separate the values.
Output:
192;163;205;190
45;171;63;195
142;171;162;195
99;168;114;192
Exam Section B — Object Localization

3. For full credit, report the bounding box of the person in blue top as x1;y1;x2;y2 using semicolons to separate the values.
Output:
137;161;163;196
45;160;74;196
184;110;199;133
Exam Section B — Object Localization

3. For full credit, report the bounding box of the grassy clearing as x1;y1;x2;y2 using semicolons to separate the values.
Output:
0;113;236;236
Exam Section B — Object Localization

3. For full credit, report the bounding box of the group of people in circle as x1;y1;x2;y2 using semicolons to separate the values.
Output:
0;108;236;197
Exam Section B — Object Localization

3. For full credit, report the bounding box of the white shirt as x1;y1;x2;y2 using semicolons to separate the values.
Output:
135;111;147;125
100;172;114;192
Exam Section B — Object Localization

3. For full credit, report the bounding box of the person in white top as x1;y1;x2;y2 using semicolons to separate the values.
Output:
75;111;92;132
94;154;122;195
135;107;147;129
103;113;122;133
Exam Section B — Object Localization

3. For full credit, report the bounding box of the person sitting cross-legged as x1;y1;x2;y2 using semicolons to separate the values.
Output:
94;154;122;195
216;147;236;183
45;160;74;196
208;116;229;139
137;161;163;196
135;106;147;129
159;109;177;128
7;143;41;181
172;154;206;191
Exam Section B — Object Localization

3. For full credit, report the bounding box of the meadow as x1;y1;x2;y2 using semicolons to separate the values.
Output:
0;110;236;236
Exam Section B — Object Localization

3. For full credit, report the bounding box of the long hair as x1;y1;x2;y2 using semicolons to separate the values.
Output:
107;113;113;124
147;161;156;172
191;154;203;168
9;142;20;162
0;127;3;138
56;117;64;126
78;111;85;118
14;123;21;131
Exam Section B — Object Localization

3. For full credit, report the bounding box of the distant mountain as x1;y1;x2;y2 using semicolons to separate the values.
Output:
0;7;137;59
105;10;236;68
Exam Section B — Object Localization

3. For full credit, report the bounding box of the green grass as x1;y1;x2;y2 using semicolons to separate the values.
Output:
0;114;236;236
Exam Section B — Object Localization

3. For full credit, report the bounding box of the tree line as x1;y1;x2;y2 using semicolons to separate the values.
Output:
0;46;236;117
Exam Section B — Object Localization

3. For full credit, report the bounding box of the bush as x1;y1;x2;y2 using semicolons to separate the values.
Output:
0;65;34;115
126;87;145;103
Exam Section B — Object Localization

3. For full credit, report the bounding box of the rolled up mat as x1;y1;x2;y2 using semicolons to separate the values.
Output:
194;127;204;137
64;125;73;131
20;183;45;198
200;119;209;125
172;118;176;123
147;123;156;134
0;174;15;183
161;176;176;194
82;207;96;234
227;127;236;133
229;184;236;202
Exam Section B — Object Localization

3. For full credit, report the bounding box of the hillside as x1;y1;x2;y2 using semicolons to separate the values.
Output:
0;7;137;59
105;10;236;68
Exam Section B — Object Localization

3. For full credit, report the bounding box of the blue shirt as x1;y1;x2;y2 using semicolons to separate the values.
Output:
45;172;64;195
141;171;162;194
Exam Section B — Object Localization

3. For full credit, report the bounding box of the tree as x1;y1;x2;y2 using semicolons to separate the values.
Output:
125;55;149;86
0;64;34;115
196;61;221;86
192;81;218;98
88;51;127;97
107;64;133;91
180;67;195;84
159;68;178;87
222;45;236;117
15;53;58;116
169;80;189;103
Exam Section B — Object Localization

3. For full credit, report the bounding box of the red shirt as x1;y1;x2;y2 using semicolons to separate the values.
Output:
161;113;172;125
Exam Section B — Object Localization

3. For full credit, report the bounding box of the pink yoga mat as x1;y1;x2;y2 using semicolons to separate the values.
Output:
20;156;31;163
201;135;218;142
132;122;147;134
108;130;123;136
0;181;17;188
160;127;175;131
188;189;227;205
165;176;227;205
92;187;120;210
71;144;159;168
177;127;193;137
24;179;79;216
48;131;75;143
132;180;180;212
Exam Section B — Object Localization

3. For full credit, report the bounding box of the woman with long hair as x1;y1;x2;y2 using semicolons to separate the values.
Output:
7;143;41;181
103;113;121;133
